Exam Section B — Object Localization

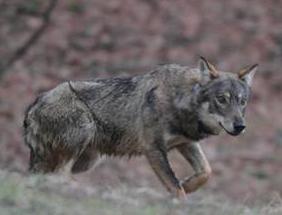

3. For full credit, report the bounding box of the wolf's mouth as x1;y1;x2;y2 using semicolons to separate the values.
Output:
198;120;218;135
219;122;241;136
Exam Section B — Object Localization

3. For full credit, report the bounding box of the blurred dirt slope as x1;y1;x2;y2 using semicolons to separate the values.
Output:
0;0;282;203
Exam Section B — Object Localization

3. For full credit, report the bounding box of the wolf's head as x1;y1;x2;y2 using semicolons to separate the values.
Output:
196;57;257;136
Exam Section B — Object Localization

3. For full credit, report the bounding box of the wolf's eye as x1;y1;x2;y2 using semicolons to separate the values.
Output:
241;99;247;106
216;96;228;105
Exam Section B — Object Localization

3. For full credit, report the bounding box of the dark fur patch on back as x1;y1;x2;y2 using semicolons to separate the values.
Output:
144;86;158;110
80;77;137;102
77;87;97;101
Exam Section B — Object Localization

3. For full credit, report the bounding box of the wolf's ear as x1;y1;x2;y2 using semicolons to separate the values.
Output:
238;64;258;87
198;56;219;79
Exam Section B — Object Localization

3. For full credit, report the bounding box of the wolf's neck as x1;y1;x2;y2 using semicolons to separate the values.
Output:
169;88;206;140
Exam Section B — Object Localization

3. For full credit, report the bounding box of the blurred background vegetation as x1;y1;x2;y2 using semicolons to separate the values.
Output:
0;0;282;214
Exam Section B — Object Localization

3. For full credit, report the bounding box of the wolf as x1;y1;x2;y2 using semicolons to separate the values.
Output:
23;57;257;198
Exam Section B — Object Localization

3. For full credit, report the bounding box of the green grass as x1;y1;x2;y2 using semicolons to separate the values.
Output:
0;170;281;215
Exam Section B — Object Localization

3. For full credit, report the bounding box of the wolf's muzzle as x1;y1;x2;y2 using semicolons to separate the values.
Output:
233;124;245;134
220;122;245;136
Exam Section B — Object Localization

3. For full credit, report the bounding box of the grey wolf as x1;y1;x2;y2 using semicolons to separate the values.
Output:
23;57;257;198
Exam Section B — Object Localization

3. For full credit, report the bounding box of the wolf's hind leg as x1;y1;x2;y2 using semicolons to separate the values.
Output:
177;142;212;194
29;145;72;174
71;147;99;174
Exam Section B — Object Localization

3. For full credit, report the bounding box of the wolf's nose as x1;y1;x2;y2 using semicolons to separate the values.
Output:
233;124;246;133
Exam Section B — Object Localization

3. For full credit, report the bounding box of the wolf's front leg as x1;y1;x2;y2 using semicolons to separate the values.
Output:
145;146;186;198
177;142;212;194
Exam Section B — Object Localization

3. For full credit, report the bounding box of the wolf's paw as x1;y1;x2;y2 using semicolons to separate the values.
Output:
173;186;187;201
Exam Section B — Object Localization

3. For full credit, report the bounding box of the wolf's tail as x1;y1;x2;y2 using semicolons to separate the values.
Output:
23;97;41;172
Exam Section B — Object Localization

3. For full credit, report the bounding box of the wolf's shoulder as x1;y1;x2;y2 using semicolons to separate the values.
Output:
150;64;191;74
146;64;201;84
